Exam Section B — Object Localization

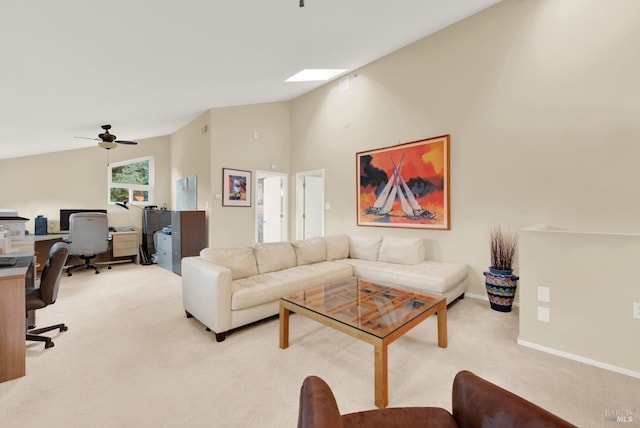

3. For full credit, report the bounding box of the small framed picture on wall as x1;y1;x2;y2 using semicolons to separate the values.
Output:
222;168;252;207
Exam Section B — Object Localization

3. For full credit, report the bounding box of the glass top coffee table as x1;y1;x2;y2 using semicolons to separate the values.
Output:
279;276;447;408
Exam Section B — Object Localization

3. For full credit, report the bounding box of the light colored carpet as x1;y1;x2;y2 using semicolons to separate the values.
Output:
1;263;638;427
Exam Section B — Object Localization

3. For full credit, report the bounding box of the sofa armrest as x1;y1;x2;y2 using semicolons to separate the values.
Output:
181;256;233;334
452;370;576;428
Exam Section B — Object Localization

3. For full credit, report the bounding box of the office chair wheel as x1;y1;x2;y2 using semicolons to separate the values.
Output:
95;270;100;274
45;341;55;349
108;265;112;270
61;326;68;332
67;272;72;276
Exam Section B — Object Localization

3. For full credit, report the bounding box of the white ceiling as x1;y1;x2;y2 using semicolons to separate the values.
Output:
0;0;501;160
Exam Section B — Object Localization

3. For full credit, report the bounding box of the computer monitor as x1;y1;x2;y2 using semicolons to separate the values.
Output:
59;209;108;232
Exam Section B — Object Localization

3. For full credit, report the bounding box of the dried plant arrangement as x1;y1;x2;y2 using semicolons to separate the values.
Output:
489;226;518;271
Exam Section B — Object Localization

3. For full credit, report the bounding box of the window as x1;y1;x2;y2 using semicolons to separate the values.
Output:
108;156;154;204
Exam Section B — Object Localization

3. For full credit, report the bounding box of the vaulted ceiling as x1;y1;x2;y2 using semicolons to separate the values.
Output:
0;0;501;160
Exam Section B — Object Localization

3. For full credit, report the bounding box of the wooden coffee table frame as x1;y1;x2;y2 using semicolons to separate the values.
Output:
279;280;447;408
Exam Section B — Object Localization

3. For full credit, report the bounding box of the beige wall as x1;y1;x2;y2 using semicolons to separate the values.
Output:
208;102;291;248
170;111;212;247
290;0;640;297
0;136;171;235
519;226;640;374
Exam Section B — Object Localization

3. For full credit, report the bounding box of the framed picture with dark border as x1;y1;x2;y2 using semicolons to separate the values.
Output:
356;135;450;230
222;168;252;207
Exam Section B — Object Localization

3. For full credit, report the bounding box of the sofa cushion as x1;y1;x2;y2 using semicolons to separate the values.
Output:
231;261;353;310
338;259;468;295
254;242;297;274
324;234;350;261
348;236;382;261
292;237;327;265
378;236;426;265
199;247;258;280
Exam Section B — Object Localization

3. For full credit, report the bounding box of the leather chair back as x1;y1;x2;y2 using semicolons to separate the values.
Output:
452;370;576;428
39;242;70;305
67;212;109;256
297;376;343;428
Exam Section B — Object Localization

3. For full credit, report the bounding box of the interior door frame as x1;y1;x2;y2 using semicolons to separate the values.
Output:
255;170;288;243
295;169;325;240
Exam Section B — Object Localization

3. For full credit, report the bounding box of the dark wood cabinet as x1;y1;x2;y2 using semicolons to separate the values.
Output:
170;211;206;275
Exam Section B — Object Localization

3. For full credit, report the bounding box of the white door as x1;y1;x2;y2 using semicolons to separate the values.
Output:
303;175;323;238
296;170;325;240
256;171;288;243
263;176;282;242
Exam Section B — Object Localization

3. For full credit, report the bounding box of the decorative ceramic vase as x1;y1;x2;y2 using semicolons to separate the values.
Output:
483;268;519;312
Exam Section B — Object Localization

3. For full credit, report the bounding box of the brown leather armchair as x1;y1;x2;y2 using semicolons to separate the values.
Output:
297;370;576;428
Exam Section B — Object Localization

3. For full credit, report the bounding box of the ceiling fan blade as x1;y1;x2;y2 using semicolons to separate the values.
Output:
74;136;100;141
115;140;138;145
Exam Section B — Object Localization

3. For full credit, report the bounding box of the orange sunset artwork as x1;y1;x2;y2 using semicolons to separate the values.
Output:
357;135;450;229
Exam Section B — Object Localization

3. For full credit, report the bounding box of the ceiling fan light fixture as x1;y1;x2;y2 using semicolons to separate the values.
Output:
99;141;117;150
75;124;138;149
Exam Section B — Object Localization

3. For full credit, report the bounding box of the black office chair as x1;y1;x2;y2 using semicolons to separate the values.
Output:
26;241;70;349
64;212;111;276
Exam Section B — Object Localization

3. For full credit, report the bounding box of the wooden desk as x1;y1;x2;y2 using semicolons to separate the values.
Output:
34;232;139;272
0;253;33;383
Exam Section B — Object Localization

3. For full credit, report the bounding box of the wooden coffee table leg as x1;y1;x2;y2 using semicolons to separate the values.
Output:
437;303;448;348
374;341;388;408
279;303;290;349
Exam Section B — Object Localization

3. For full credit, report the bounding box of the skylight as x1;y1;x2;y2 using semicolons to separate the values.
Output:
285;69;347;82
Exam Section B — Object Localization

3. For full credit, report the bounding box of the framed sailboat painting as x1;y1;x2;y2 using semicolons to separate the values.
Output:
356;135;450;230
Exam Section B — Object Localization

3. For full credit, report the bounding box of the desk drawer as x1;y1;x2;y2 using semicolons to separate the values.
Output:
113;243;137;257
155;234;172;251
112;232;138;257
155;234;172;271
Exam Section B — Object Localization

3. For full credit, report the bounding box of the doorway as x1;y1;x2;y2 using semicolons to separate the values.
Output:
295;169;325;240
255;171;288;243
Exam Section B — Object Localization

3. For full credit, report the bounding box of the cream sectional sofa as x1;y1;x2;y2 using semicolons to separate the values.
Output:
181;235;468;342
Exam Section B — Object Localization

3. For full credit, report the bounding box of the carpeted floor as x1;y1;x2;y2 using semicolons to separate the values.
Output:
1;263;638;427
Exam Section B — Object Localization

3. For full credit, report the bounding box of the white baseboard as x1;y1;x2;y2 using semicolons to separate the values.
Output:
517;338;640;379
466;293;638;378
464;292;519;307
464;292;487;301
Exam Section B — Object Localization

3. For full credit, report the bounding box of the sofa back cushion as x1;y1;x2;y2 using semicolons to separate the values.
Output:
200;247;258;280
324;234;350;261
348;236;383;261
292;237;327;265
254;242;297;274
378;236;426;265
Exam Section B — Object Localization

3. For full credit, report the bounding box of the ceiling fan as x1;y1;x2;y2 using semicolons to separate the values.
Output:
75;124;138;150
